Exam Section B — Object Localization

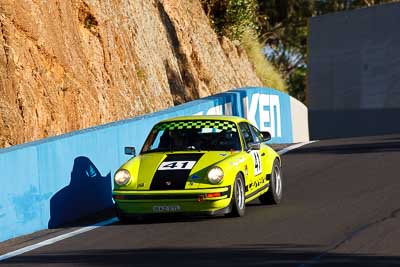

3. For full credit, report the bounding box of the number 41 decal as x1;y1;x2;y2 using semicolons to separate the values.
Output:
158;161;196;170
250;151;262;176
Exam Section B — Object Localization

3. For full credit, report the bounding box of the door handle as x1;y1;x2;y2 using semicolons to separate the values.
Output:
261;152;266;156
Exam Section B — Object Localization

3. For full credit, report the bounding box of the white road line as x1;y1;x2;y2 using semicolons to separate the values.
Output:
0;140;316;261
277;141;318;155
0;217;118;262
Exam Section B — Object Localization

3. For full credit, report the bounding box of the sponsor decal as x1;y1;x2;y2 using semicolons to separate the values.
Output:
150;153;204;190
244;94;281;138
250;150;262;176
193;102;232;116
158;161;196;170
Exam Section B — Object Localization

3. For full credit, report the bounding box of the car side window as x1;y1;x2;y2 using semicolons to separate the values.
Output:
239;122;254;149
250;125;264;143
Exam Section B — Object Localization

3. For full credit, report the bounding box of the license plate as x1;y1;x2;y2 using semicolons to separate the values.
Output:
152;205;181;213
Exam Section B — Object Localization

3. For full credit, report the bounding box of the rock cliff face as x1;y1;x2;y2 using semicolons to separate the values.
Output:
0;0;261;148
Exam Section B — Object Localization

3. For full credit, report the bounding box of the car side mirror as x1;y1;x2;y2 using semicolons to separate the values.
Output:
261;131;271;142
248;142;260;151
124;147;136;156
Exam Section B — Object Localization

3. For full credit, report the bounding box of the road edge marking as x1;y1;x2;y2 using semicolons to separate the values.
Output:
0;217;118;261
277;140;318;155
0;140;316;261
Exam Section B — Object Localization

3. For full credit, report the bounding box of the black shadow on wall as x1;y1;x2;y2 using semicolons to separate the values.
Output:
48;156;113;228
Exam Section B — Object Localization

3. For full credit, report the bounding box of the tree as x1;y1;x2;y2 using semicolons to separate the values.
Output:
200;0;260;40
201;0;397;103
258;0;396;103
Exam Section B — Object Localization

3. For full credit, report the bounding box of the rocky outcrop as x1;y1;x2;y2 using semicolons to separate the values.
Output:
0;0;261;148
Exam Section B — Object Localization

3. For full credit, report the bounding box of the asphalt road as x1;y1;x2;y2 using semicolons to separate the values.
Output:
2;134;400;266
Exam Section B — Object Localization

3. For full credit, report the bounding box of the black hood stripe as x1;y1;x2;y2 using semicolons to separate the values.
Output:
150;153;204;190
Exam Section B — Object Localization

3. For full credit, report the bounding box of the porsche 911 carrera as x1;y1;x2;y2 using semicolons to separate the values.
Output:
112;115;282;220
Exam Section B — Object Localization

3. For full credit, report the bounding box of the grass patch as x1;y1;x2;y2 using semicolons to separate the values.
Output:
241;30;287;92
136;67;146;81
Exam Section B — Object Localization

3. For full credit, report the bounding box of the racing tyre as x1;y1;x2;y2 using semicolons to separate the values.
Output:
228;173;246;217
259;159;282;205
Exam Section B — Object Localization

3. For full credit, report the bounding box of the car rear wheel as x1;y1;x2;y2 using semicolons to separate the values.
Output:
228;173;246;217
259;159;282;205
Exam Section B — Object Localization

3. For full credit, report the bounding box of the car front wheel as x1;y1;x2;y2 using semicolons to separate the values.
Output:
228;173;246;217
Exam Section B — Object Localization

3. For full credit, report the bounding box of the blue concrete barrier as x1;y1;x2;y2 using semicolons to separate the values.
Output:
0;87;306;242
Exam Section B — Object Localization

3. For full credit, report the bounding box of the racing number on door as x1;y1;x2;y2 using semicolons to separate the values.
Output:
250;151;262;176
158;161;196;170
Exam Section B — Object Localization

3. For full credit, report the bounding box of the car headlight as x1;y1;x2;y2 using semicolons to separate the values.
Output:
114;169;131;185
207;166;224;184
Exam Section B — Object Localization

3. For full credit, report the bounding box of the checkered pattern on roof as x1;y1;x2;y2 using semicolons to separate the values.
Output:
154;120;237;132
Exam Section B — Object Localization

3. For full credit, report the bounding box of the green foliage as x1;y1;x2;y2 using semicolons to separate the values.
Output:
258;0;398;103
287;66;306;104
257;1;314;103
200;0;286;92
201;0;397;104
201;0;259;40
241;31;287;92
224;0;259;39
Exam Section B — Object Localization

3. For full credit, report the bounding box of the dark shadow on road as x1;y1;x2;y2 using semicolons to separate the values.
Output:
377;136;400;141
48;156;113;228
2;246;400;266
289;140;400;155
309;109;400;140
114;214;227;226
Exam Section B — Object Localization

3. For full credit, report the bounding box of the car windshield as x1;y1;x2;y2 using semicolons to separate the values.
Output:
141;120;242;153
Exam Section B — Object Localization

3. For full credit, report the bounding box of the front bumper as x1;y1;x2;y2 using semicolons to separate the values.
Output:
113;186;231;215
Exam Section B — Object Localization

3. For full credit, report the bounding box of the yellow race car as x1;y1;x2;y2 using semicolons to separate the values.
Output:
113;116;282;220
